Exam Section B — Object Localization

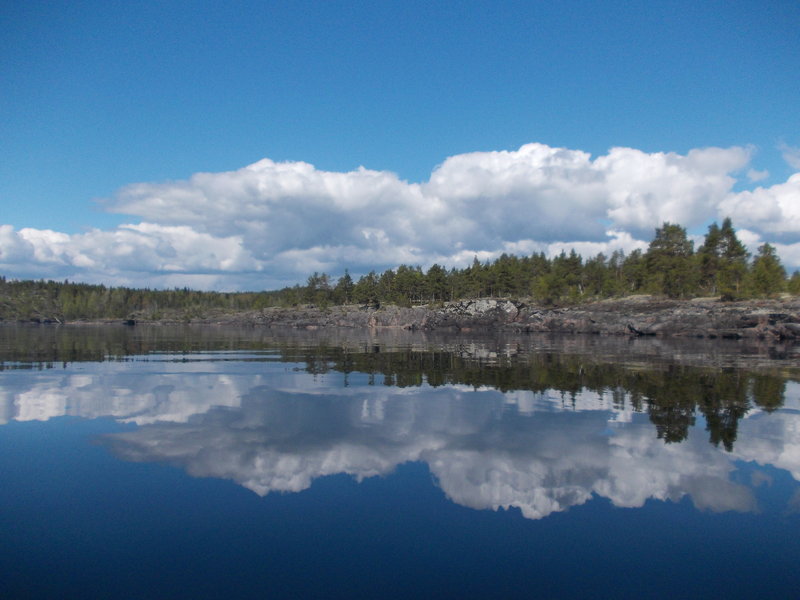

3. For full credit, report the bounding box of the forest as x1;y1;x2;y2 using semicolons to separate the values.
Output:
1;218;799;322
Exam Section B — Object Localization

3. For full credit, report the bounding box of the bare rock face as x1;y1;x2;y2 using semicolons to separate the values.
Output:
367;306;429;329
169;296;800;343
428;299;522;330
506;298;800;341
441;297;799;341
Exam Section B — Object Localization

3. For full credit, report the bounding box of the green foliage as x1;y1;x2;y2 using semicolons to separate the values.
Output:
747;243;786;297
696;221;721;293
696;217;748;299
0;220;794;321
621;249;646;293
333;270;354;304
352;271;380;307
305;272;332;306
789;271;800;296
0;278;294;322
645;223;695;298
425;263;449;302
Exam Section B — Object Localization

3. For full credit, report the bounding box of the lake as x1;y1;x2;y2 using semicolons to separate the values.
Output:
1;324;799;599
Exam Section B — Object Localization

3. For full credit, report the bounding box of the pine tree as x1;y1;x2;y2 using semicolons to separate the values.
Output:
605;249;626;296
425;264;448;302
748;243;786;297
353;271;380;307
333;270;354;304
583;253;609;298
716;218;749;300
696;222;721;294
696;218;748;299
622;249;646;294
467;257;484;298
645;223;695;298
788;271;800;296
555;250;584;299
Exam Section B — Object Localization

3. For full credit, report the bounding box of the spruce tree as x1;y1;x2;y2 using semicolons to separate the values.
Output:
788;271;800;296
622;249;646;294
696;222;721;294
748;243;786;297
425;264;448;302
716;218;749;300
645;223;695;298
696;218;748;299
334;270;354;304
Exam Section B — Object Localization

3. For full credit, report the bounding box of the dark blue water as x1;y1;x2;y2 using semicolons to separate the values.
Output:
1;327;799;599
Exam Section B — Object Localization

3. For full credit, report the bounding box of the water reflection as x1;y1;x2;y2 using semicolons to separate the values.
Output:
101;381;800;518
2;338;799;520
2;329;794;449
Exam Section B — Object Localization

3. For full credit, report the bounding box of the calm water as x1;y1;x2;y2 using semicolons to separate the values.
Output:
1;324;800;599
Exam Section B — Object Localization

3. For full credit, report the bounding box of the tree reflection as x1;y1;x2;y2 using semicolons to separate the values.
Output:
294;347;788;450
1;324;794;450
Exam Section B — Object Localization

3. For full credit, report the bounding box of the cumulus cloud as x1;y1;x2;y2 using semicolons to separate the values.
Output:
718;174;800;240
2;142;799;288
597;146;750;233
1;222;260;289
747;168;769;182
779;143;800;171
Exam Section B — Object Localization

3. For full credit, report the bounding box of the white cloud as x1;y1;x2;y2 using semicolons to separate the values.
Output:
747;168;769;182
718;173;800;238
545;229;648;259
733;228;800;273
779;143;800;171
2;142;800;289
1;222;261;289
598;146;750;233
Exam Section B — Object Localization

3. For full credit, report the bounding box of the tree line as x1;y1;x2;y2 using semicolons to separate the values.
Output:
299;218;798;307
0;279;279;322
1;218;799;321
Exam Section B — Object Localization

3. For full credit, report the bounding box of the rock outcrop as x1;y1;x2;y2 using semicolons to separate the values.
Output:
170;296;800;343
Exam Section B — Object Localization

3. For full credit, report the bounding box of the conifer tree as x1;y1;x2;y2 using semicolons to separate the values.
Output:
583;253;609;297
716;218;749;300
696;222;721;294
622;249;646;293
748;243;786;297
425;264;448;302
788;271;800;296
466;257;484;298
645;223;695;298
334;270;354;304
696;218;748;299
353;271;380;306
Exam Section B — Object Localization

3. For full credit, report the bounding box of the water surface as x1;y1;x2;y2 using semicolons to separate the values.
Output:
1;325;799;598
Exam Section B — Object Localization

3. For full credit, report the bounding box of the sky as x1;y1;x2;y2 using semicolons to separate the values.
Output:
1;0;799;291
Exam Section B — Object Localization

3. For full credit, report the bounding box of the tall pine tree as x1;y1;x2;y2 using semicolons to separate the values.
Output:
696;218;748;300
645;223;695;298
748;243;786;297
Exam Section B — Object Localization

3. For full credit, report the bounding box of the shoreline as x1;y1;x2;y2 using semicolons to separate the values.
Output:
9;295;800;343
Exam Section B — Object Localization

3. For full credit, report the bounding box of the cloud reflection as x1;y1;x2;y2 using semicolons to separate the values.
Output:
2;362;799;519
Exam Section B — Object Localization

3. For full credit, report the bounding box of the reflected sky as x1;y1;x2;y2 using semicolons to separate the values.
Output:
3;351;799;520
4;329;800;598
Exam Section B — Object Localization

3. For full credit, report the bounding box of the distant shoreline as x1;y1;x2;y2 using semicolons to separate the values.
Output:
9;296;800;344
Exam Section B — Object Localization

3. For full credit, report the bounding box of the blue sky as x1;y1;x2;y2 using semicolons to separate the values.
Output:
2;0;799;290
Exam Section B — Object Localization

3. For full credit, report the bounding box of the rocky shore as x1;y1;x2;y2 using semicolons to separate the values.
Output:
131;296;800;342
